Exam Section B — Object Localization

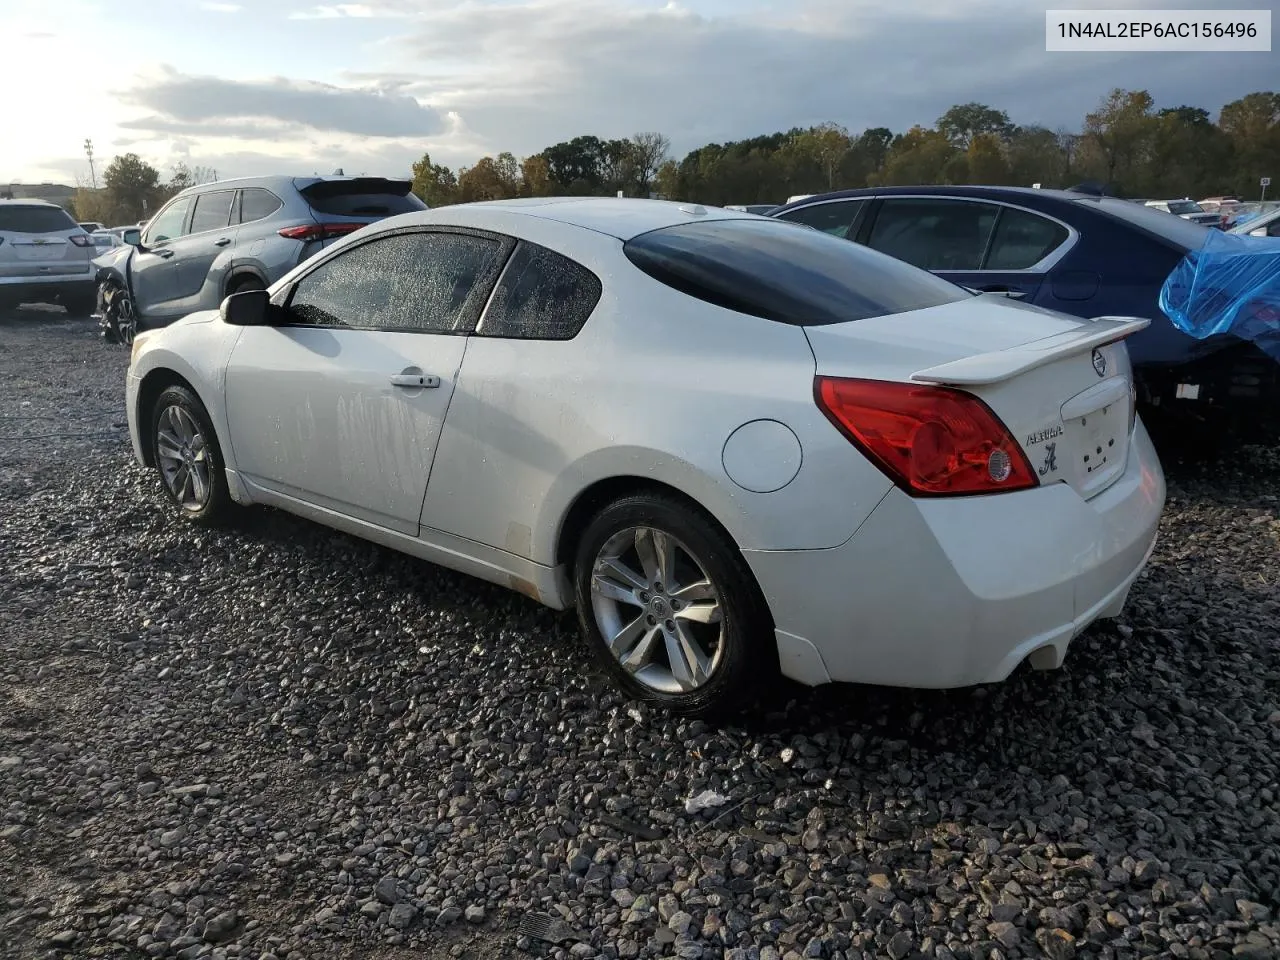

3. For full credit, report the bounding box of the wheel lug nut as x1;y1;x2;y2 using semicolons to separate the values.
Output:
639;591;650;603
646;615;657;625
654;581;664;593
664;619;676;632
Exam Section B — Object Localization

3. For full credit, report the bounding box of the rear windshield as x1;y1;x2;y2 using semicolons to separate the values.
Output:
1166;200;1204;215
0;205;78;234
301;181;427;218
622;218;971;325
1086;197;1211;251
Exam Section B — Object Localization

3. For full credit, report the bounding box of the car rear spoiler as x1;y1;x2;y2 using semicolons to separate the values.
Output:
297;177;414;199
909;316;1150;386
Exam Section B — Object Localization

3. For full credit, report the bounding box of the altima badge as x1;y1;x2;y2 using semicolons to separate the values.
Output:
1092;348;1107;377
1026;424;1064;445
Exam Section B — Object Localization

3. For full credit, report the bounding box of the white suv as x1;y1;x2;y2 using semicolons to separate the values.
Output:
0;199;98;314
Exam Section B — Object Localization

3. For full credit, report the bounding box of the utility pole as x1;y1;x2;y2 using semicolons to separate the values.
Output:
84;139;96;189
1262;177;1271;203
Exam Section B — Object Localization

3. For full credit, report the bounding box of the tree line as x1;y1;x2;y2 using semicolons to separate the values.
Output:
69;87;1278;224
418;88;1277;206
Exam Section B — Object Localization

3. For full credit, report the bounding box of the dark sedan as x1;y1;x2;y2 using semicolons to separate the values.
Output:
770;186;1278;416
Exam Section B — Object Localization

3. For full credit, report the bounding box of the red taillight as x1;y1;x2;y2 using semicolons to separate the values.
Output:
815;376;1038;497
277;222;365;242
69;234;92;247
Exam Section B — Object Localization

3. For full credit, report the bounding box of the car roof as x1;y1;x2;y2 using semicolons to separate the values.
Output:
172;174;412;194
0;198;63;207
417;197;761;241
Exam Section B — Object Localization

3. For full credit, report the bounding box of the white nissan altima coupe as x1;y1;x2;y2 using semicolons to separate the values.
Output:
125;197;1166;717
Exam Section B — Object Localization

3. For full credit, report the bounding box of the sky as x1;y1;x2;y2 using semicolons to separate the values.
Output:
3;0;1276;186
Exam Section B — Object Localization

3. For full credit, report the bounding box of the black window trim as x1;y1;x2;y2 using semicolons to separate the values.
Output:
236;186;285;226
473;238;604;342
186;188;238;238
272;224;517;337
856;194;1079;275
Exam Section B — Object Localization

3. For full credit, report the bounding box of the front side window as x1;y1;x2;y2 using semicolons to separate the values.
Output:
866;198;999;271
775;200;866;239
623;218;970;326
983;207;1070;270
189;191;236;234
286;230;507;333
144;198;193;245
239;188;283;224
477;241;602;340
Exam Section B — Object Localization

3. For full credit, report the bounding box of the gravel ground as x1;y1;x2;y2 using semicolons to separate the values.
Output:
1;306;1279;960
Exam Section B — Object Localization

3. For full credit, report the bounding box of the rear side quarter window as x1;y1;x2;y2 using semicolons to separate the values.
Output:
622;218;971;326
476;241;603;340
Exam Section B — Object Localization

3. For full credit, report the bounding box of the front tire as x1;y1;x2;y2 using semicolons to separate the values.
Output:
150;385;233;526
573;492;775;719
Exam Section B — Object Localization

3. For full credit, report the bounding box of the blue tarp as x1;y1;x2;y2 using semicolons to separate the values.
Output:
1160;229;1280;362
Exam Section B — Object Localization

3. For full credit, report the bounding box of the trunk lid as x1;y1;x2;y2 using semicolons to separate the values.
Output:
804;295;1148;500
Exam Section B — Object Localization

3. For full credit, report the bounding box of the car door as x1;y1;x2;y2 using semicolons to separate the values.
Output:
131;196;193;318
772;199;869;240
222;227;513;537
164;189;238;307
861;196;1046;301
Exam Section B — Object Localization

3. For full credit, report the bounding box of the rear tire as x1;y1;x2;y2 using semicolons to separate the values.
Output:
150;385;234;527
573;492;776;720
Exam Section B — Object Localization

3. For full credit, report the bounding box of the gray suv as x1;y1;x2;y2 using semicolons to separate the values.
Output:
0;200;97;313
94;175;426;342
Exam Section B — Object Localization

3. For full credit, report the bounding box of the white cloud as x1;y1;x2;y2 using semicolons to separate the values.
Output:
199;2;242;11
121;68;446;138
288;4;380;18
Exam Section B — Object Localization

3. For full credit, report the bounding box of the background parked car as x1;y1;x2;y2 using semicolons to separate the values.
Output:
1144;198;1222;227
0;198;97;313
78;220;107;234
1229;206;1280;238
725;204;779;215
768;185;1279;418
93;174;427;342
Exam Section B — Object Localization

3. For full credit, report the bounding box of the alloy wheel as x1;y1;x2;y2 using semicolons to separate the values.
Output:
155;404;212;512
589;526;725;694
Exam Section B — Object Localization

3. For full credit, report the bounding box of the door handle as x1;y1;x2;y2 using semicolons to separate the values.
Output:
214;237;232;247
155;248;174;259
976;285;1027;299
390;373;440;388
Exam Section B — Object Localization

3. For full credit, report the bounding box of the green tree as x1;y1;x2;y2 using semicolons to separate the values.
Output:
1080;88;1156;190
103;153;161;221
793;122;851;191
1218;92;1280;195
1005;126;1066;185
937;103;1014;149
410;151;459;206
877;126;955;185
520;154;552;197
654;159;681;200
965;133;1010;184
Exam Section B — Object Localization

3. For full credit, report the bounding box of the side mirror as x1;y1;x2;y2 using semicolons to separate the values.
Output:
221;288;273;326
122;228;142;246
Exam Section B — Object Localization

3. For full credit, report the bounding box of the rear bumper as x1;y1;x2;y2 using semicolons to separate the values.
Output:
1139;339;1280;414
745;418;1166;689
0;273;94;291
